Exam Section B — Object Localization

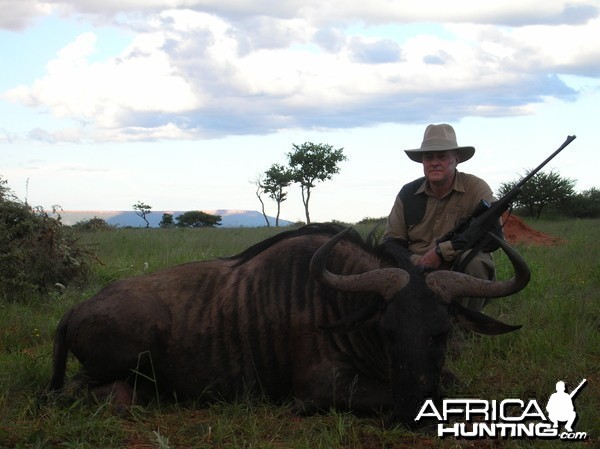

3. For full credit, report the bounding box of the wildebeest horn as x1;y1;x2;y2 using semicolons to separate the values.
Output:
425;233;531;303
310;228;410;301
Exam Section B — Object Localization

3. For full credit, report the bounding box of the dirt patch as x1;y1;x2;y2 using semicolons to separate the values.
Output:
501;213;563;246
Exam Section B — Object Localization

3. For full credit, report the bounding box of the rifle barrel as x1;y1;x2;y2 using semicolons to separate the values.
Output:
515;135;576;189
449;135;576;272
569;378;587;398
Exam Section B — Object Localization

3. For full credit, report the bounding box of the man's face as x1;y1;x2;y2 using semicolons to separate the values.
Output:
422;151;459;184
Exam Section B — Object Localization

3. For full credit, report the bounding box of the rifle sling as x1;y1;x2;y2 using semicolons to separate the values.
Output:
452;235;491;272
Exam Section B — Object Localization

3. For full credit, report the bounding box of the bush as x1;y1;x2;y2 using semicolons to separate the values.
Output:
72;216;113;231
558;188;600;218
357;216;386;225
0;178;94;301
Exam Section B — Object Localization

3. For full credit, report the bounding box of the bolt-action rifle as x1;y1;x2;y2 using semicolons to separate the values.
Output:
438;135;577;272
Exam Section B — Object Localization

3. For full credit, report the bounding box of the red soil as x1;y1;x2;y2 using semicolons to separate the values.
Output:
501;213;563;246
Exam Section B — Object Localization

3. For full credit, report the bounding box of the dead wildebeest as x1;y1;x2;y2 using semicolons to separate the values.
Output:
48;223;530;425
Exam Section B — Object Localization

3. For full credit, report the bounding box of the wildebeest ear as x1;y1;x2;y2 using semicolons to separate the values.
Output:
449;301;522;335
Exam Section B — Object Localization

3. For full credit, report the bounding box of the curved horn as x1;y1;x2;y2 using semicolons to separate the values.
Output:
310;228;410;301
425;233;531;303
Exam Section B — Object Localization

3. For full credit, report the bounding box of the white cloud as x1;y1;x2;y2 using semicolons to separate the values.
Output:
448;16;600;74
2;1;598;142
0;0;52;30
5;26;198;138
3;0;598;30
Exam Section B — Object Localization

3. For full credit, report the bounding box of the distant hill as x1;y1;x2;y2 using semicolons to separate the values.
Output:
55;210;293;228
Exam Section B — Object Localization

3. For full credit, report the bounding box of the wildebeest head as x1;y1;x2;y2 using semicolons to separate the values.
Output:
310;228;530;425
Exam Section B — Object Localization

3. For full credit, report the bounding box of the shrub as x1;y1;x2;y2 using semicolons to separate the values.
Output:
357;216;386;225
0;178;94;301
558;188;600;218
72;216;113;231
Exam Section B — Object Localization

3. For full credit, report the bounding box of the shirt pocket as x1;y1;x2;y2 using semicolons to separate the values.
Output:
446;204;468;228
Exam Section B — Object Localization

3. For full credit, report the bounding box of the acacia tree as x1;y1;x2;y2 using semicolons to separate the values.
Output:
133;201;152;228
176;211;222;228
287;142;346;223
498;170;575;219
261;163;293;226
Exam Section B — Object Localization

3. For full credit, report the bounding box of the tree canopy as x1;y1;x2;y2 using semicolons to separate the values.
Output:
133;201;152;228
287;142;346;223
260;163;293;226
159;213;175;228
558;187;600;218
498;170;576;219
175;211;222;228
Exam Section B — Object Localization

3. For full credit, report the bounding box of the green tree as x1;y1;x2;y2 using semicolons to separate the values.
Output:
0;176;12;200
287;142;347;223
176;211;222;228
159;213;175;228
261;163;293;226
133;201;152;228
498;170;576;219
72;216;112;231
558;187;600;218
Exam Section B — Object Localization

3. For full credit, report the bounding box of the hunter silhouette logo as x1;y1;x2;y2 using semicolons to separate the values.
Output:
546;379;586;433
415;378;589;440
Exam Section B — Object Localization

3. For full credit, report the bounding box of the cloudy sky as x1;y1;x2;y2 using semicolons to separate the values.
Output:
1;0;599;223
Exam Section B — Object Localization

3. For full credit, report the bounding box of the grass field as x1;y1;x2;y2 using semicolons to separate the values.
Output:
0;219;598;448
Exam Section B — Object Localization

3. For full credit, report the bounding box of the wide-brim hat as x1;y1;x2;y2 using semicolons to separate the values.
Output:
404;124;475;163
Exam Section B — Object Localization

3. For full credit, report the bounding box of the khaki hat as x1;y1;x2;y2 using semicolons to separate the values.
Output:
404;124;475;163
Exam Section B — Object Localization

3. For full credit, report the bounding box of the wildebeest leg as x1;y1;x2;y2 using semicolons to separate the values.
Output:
89;381;134;416
293;362;392;415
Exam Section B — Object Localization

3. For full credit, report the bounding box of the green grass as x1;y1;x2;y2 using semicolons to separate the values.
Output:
1;220;598;448
77;227;284;286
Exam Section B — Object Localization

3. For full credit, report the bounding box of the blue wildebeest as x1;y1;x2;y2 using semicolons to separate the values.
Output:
49;224;530;425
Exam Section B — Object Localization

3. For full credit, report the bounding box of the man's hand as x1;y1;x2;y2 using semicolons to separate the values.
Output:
416;246;444;269
416;246;451;270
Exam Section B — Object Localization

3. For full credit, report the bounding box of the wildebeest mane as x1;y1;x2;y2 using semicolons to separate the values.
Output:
227;223;367;267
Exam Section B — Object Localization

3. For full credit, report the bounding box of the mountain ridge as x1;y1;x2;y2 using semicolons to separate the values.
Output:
54;210;294;228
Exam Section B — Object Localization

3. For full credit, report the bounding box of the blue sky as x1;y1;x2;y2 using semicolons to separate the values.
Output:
1;0;599;223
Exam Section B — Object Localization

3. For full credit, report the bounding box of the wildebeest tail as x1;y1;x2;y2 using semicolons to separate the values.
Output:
48;308;73;392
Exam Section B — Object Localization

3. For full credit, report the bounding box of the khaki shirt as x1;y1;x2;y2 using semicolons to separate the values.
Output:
384;171;495;263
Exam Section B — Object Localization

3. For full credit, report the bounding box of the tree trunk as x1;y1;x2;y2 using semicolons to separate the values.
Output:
302;186;311;224
276;201;281;226
255;187;270;226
